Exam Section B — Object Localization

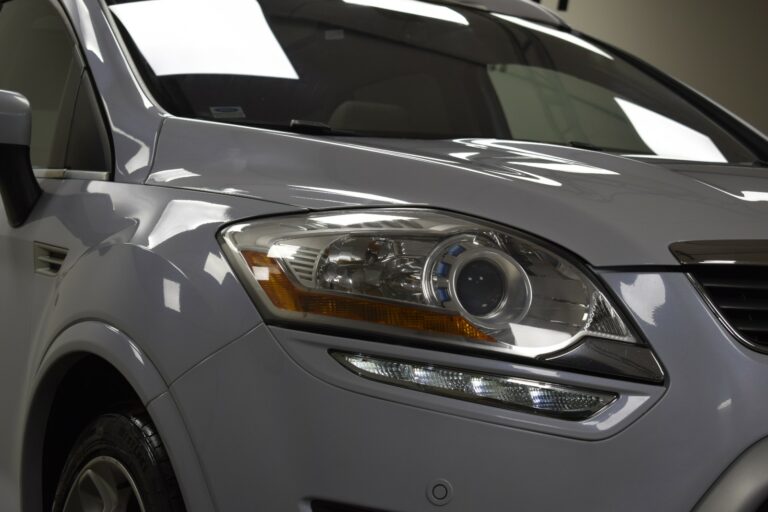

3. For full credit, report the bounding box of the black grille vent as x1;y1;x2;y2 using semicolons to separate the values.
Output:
688;265;768;349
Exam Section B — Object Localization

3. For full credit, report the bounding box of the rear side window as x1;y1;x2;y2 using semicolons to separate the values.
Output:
0;0;110;171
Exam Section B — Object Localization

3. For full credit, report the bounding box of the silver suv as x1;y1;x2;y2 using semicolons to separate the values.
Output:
1;0;767;511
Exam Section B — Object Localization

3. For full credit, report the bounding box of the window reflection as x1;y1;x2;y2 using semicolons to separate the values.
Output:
110;0;298;79
344;0;468;25
616;98;727;163
492;13;613;60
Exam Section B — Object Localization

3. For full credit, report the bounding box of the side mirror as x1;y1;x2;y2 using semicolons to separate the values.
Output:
0;89;40;227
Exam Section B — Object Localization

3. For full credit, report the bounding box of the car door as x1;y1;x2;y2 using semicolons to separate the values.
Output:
0;0;112;508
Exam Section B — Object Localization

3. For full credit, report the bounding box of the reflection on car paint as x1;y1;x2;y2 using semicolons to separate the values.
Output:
619;274;667;327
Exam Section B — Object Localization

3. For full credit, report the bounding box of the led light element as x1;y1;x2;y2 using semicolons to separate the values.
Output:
334;353;616;420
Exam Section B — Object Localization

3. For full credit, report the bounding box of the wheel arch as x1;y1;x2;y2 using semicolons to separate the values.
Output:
21;320;215;512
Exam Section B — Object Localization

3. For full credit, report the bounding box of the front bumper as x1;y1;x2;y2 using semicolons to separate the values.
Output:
169;272;768;511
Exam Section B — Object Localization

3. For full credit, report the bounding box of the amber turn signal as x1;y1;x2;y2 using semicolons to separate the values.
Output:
243;251;494;342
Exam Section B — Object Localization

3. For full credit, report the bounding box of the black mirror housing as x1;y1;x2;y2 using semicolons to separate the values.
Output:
0;90;40;227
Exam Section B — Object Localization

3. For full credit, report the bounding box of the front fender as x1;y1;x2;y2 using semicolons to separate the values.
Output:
21;320;215;512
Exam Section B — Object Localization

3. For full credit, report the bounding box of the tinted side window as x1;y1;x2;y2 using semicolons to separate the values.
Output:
0;0;109;170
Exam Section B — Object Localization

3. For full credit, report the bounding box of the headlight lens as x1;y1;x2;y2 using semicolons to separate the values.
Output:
220;209;638;359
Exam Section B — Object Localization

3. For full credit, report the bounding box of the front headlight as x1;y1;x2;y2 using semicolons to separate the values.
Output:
219;209;650;366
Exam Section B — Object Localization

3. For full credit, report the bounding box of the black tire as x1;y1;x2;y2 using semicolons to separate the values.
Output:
52;409;186;512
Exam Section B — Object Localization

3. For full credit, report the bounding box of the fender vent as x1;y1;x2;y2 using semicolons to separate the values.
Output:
34;242;68;277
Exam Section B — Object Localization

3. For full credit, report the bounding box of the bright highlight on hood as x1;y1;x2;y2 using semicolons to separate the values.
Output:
616;98;727;163
492;13;613;60
517;162;618;176
344;0;469;25
110;0;299;79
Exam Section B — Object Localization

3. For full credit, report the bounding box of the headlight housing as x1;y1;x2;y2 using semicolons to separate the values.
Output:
220;209;653;371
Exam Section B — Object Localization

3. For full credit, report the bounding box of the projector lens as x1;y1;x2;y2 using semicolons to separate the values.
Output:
456;259;506;316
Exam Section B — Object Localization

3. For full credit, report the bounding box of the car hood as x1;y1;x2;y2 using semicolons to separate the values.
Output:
147;117;768;267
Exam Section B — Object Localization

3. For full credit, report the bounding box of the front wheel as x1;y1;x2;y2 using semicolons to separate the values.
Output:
52;410;185;512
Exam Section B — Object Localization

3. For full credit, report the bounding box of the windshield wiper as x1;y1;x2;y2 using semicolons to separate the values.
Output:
568;140;606;152
288;119;358;136
568;140;655;155
221;118;362;137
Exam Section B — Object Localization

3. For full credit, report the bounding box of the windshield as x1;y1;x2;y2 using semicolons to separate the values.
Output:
108;0;755;164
